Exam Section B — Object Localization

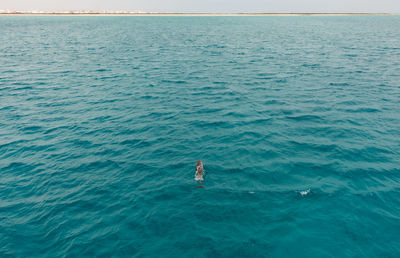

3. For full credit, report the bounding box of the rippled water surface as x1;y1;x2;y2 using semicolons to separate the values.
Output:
1;16;400;257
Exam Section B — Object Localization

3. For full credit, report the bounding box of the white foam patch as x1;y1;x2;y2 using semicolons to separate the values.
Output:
300;189;310;196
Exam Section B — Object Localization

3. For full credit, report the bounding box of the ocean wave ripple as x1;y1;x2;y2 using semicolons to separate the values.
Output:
1;16;400;257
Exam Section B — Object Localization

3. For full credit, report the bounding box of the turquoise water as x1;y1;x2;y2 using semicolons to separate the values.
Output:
1;16;400;257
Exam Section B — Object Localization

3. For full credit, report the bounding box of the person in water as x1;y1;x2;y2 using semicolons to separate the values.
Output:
195;160;204;186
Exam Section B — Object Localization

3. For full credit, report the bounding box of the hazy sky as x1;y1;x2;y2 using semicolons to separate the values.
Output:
2;0;400;13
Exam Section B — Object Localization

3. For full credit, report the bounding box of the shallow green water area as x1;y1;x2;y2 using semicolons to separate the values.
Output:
1;16;400;257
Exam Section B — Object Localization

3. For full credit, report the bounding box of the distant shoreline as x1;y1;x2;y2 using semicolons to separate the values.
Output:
0;12;397;16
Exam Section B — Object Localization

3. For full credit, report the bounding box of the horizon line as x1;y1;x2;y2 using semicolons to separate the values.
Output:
0;11;398;15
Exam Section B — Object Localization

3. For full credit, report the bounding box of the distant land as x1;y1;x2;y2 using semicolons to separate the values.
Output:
0;11;397;16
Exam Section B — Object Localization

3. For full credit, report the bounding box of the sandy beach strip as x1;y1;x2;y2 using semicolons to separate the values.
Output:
0;12;397;16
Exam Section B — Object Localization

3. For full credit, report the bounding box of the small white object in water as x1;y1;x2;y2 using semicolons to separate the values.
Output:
249;192;255;194
300;189;310;196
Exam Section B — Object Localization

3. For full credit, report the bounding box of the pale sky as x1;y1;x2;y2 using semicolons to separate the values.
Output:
2;0;400;13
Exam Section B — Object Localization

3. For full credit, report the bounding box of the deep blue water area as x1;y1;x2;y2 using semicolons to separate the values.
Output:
1;16;400;257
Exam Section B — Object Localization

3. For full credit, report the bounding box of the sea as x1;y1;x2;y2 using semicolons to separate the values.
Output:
1;15;400;257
